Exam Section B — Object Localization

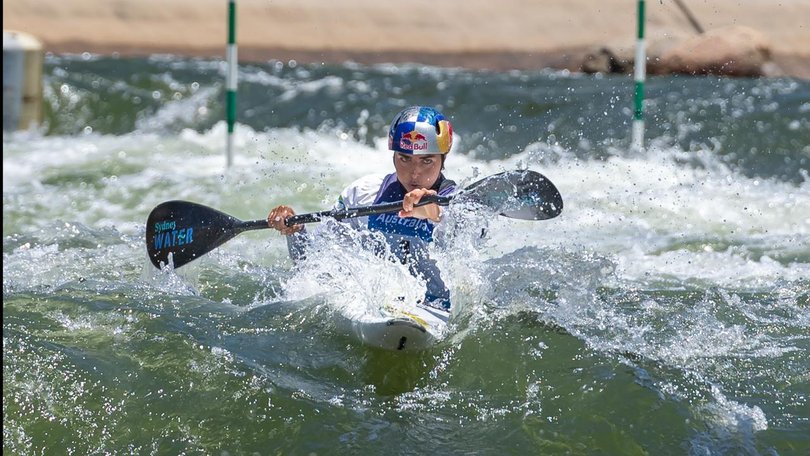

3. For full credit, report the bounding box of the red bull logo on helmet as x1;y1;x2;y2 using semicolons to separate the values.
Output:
399;130;428;151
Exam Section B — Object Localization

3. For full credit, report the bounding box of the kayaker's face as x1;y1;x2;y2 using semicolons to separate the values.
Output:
393;152;443;192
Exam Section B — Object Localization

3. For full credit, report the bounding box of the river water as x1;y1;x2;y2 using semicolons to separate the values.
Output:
3;54;809;455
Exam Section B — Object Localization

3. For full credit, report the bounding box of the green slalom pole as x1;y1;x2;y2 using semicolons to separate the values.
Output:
225;0;237;167
632;0;646;151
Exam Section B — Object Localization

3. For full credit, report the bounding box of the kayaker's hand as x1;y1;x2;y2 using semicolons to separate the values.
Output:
267;205;303;235
400;188;441;222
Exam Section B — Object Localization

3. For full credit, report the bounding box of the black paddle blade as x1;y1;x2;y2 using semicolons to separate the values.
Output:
458;170;563;220
145;200;242;269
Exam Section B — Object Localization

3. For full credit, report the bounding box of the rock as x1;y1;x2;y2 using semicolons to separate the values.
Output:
581;47;631;74
660;25;773;77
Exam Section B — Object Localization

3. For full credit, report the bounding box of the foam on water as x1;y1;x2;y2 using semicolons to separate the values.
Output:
280;221;427;321
493;143;809;287
6;118;807;282
5;120;806;304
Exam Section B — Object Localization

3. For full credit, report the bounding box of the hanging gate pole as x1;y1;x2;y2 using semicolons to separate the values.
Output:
632;0;646;151
225;0;238;167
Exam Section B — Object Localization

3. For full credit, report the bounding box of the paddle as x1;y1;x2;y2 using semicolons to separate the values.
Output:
145;170;563;270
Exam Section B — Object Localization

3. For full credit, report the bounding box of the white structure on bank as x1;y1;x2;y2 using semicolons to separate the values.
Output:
3;30;44;132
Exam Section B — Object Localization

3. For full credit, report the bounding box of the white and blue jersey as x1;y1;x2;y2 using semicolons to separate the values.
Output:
287;173;456;309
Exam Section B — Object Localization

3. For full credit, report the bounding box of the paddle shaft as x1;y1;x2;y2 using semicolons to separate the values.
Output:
285;194;447;226
227;196;445;230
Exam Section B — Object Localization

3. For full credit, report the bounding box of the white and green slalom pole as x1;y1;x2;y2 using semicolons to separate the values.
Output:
632;0;646;151
225;0;237;167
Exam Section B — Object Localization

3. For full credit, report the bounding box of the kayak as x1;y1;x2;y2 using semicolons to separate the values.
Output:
342;300;449;351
